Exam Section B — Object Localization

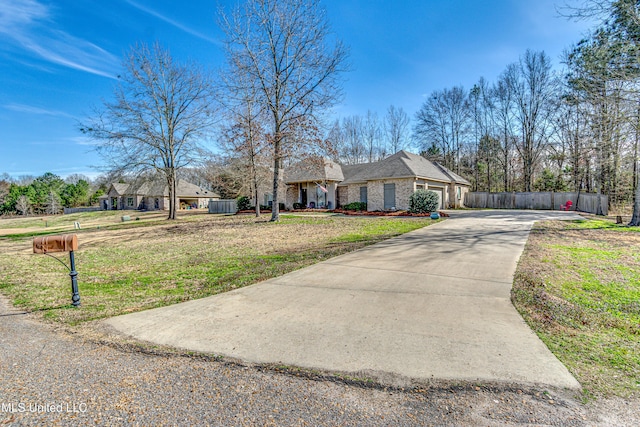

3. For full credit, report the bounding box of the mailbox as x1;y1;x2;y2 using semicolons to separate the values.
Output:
33;234;78;254
33;234;80;307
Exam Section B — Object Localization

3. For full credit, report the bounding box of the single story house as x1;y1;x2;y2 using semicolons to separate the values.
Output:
284;150;471;211
284;158;344;210
100;179;220;211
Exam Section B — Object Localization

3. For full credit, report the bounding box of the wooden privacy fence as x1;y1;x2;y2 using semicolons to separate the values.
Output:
464;192;608;215
208;199;237;214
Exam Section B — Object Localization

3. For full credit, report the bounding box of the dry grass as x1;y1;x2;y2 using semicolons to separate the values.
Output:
0;212;435;325
513;218;640;398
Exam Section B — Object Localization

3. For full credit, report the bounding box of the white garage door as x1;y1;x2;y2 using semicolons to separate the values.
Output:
430;188;444;210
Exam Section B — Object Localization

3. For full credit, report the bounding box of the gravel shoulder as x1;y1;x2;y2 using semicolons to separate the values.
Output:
1;296;638;426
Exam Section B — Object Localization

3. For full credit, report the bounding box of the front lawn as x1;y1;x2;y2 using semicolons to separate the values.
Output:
513;218;640;398
0;213;436;325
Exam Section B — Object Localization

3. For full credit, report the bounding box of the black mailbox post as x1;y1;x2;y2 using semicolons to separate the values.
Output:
33;234;80;307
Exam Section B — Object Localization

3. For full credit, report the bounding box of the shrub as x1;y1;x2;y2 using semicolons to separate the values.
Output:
293;202;304;210
409;190;439;213
343;202;367;211
236;196;251;211
259;202;285;211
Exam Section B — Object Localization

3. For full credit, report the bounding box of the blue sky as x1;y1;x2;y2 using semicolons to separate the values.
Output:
0;0;594;179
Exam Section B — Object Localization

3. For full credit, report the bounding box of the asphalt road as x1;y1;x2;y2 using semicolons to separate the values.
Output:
0;295;598;426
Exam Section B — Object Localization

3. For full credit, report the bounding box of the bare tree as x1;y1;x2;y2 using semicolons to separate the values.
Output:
220;58;270;217
65;174;93;185
414;87;469;172
343;115;365;164
509;50;559;191
45;190;61;215
330;113;382;164
327;119;345;162
16;195;30;216
493;70;517;191
220;110;269;217
80;43;216;220
363;110;383;162
220;0;349;221
560;0;640;27
385;105;411;155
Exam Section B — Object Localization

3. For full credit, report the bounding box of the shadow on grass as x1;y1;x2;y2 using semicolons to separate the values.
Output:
0;311;28;317
566;219;640;232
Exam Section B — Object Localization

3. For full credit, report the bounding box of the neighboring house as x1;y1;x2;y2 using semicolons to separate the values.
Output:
100;180;220;211
284;150;470;211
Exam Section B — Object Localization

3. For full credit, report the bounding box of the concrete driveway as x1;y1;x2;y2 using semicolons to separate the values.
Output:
104;210;583;389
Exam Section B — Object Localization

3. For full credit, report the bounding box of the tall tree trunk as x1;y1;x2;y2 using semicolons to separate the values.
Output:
523;137;533;192
503;125;509;192
270;135;281;222
167;170;177;220
251;153;260;218
630;115;640;225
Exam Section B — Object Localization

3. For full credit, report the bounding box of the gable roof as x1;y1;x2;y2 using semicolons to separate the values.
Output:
110;183;130;196
434;163;472;186
340;150;465;185
285;158;344;183
106;180;219;199
283;150;472;187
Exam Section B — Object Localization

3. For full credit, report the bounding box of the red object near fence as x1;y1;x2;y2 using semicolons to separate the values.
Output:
561;200;573;211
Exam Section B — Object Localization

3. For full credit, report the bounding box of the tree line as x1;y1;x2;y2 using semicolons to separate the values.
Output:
0;173;103;216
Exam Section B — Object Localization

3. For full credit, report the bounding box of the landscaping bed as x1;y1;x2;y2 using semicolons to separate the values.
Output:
239;208;449;217
333;209;449;217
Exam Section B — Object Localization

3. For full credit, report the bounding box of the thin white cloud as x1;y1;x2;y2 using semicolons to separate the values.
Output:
0;0;119;78
125;0;221;46
0;0;48;27
4;103;77;119
67;136;99;147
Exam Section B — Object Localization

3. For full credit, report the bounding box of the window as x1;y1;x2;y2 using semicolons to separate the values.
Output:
359;186;367;204
384;183;395;210
127;197;134;207
457;187;462;200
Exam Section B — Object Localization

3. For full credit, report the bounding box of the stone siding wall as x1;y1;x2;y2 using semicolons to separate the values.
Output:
337;186;349;207
457;186;469;208
285;184;298;209
366;178;415;211
346;184;364;205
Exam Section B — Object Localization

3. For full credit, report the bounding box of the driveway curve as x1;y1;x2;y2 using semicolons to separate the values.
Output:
105;210;583;390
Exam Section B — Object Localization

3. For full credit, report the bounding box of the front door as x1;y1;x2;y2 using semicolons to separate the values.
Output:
111;198;118;210
384;183;395;210
301;188;307;206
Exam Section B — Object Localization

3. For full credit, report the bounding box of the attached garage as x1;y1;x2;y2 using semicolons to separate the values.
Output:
428;186;445;210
